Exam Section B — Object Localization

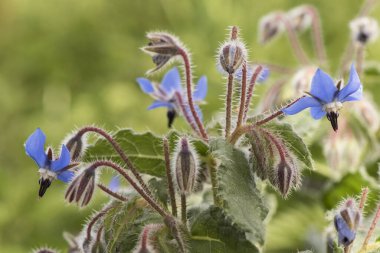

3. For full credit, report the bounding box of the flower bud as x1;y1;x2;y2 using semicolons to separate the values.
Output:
65;133;86;161
286;5;313;32
350;16;379;45
258;12;284;44
142;32;183;73
218;40;246;75
65;167;96;207
173;137;198;195
290;66;317;96
270;158;300;198
333;198;361;247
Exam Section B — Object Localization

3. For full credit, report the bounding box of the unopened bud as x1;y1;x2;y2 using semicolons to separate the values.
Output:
258;12;284;44
173;137;198;195
65;133;85;161
350;16;379;45
333;198;361;247
142;32;183;73
65;167;96;207
291;66;317;96
218;26;247;75
272;160;299;197
286;5;313;32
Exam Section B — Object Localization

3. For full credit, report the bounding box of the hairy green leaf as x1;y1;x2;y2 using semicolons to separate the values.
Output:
211;139;268;248
190;206;259;253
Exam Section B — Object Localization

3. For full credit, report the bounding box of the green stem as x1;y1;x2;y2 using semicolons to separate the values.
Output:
207;157;223;207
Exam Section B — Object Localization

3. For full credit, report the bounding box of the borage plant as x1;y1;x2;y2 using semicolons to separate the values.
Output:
27;3;380;253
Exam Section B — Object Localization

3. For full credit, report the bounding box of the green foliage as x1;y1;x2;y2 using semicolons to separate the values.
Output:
211;138;268;248
103;197;163;252
84;129;208;177
190;206;260;253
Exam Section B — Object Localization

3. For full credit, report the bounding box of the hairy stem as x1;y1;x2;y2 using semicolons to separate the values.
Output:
243;65;264;122
89;160;169;217
86;206;113;243
163;137;177;217
97;183;128;202
181;194;187;224
236;62;247;129
225;74;234;138
175;92;200;136
229;96;304;144
75;126;153;198
279;14;310;65
359;187;369;211
307;6;327;64
360;204;380;251
356;44;365;76
178;49;209;142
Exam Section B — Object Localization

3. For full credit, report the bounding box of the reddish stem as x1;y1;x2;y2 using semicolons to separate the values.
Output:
236;62;247;129
89;160;168;217
225;74;234;138
359;187;369;211
306;6;327;64
97;183;128;202
75;126;153;198
174;92;200;136
361;204;380;250
163;137;177;217
178;49;209;142
243;65;264;121
86;206;113;242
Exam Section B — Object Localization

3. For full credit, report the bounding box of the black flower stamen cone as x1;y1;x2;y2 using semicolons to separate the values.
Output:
326;112;339;131
39;178;52;197
167;109;176;128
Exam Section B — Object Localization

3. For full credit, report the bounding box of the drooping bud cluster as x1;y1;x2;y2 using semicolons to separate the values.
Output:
350;16;379;45
218;26;247;75
142;32;183;73
173;137;199;195
249;127;301;198
333;198;361;247
65;167;97;207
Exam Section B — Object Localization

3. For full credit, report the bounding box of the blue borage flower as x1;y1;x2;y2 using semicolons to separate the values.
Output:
25;128;75;197
137;67;207;128
282;64;362;131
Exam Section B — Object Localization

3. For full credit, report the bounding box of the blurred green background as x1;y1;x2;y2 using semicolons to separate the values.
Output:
0;0;379;252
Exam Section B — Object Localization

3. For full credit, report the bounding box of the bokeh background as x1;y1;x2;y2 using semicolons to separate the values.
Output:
0;0;379;252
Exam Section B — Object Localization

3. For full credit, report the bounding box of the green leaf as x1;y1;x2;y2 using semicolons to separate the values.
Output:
190;206;259;253
211;138;268;248
83;129;208;177
103;197;163;252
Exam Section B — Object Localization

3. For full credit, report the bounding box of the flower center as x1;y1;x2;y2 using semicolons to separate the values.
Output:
39;168;57;181
323;101;343;113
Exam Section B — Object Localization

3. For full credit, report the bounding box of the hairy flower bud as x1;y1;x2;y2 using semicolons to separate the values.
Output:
350;16;379;45
333;198;361;247
286;5;313;32
258;12;284;44
291;66;317;96
65;167;96;207
218;40;246;74
65;133;86;161
142;32;183;73
217;26;247;75
173;137;198;195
